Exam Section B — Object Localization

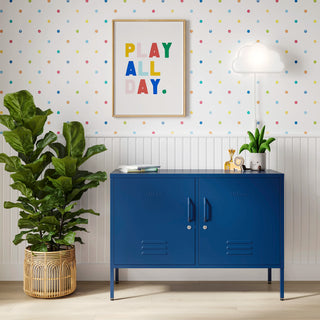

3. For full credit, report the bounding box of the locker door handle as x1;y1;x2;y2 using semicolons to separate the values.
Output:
187;197;194;222
203;197;209;222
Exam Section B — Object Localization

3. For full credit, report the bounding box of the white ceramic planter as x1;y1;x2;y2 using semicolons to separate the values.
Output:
248;153;266;171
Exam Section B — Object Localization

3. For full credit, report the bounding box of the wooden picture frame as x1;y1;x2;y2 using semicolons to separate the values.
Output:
112;19;186;117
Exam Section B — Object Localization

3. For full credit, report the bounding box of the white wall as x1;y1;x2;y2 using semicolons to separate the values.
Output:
1;135;320;281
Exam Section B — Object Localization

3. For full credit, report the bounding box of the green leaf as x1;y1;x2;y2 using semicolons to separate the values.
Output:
4;201;35;214
75;237;84;244
44;168;59;179
33;179;53;199
26;215;42;222
65;202;76;213
75;171;107;184
258;145;267;153
258;138;276;153
23;115;47;138
38;190;65;211
65;218;88;228
3;127;34;156
40;216;60;226
247;131;256;144
3;90;36;123
72;208;100;216
254;128;260;142
63;231;76;245
13;230;32;245
52;156;77;177
35;107;53;116
17;152;28;164
66;181;99;203
48;176;73;192
78;144;107;166
42;231;55;242
0;114;16;130
68;226;88;233
18;218;37;229
50;142;67;158
64;208;99;220
37;224;56;234
19;211;29;218
63;121;85;158
239;144;249;154
10;181;33;198
258;126;265;147
25;152;53;179
30;243;48;252
36;131;58;150
10;169;35;188
32;131;57;161
266;137;276;145
56;231;76;245
0;153;22;172
26;233;42;244
17;196;36;206
58;203;76;216
249;141;258;153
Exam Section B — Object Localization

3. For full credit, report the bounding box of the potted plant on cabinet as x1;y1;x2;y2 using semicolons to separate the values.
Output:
0;90;107;298
239;126;275;171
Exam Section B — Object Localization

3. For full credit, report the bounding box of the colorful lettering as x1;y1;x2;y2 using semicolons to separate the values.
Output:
137;79;148;94
125;79;135;94
150;61;160;76
125;61;137;76
162;42;172;58
150;79;160;94
149;43;160;58
137;43;147;58
138;61;149;76
125;43;135;57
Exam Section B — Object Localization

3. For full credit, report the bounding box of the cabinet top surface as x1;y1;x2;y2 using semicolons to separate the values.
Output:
111;169;284;177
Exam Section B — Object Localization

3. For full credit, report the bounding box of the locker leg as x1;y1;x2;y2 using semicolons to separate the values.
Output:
110;267;114;301
280;267;284;301
268;268;272;284
115;268;119;284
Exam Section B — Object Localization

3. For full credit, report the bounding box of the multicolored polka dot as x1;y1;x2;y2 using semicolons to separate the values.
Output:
0;1;317;137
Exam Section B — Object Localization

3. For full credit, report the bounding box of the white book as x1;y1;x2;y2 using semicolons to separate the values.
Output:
118;164;160;173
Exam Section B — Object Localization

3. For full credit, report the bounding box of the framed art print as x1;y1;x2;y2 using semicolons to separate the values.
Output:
112;20;186;117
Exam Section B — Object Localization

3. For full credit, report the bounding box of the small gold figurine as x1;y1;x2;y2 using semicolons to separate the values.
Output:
224;149;244;172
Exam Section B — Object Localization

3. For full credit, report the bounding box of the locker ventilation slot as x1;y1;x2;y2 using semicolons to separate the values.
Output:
226;240;253;256
140;240;168;255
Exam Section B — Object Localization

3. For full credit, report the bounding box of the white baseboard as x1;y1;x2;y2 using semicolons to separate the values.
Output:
1;263;320;281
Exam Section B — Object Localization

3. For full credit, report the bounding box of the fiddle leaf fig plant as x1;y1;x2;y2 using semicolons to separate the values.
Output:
239;125;275;154
0;90;107;251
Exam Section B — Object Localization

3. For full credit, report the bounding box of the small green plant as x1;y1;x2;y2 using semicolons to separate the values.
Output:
239;126;275;154
0;90;107;251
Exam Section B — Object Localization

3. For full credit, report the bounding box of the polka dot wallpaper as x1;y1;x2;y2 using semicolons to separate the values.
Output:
0;0;319;136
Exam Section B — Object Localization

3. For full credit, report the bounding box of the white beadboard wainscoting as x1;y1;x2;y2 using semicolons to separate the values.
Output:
0;135;319;281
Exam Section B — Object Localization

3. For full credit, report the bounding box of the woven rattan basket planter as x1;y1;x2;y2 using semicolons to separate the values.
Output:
24;246;76;298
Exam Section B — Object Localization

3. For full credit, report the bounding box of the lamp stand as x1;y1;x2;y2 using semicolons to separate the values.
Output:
253;72;258;130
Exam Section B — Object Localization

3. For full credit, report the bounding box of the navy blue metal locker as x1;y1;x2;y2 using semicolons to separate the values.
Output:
110;170;284;300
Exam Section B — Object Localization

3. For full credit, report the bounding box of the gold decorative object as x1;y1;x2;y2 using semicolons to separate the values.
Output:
24;246;76;298
224;149;244;172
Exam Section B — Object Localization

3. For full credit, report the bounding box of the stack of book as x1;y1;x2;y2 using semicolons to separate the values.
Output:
118;164;160;173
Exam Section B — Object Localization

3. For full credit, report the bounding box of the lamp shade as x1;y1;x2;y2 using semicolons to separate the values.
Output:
232;43;284;73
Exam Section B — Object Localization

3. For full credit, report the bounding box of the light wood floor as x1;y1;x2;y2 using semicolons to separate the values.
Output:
1;281;320;320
